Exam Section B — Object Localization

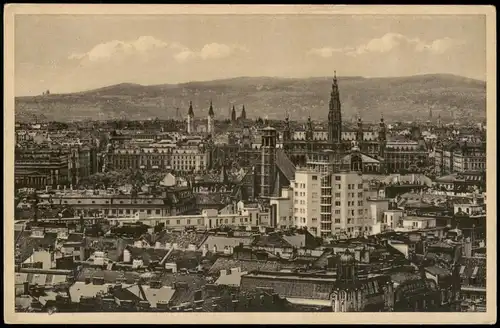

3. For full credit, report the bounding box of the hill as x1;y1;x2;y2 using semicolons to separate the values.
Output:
15;74;486;123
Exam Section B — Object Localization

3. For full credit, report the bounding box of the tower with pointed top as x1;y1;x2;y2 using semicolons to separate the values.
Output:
207;100;215;135
328;71;342;146
240;105;247;120
187;101;195;134
231;105;236;123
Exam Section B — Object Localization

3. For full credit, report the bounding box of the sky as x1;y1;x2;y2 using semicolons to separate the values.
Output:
15;14;486;96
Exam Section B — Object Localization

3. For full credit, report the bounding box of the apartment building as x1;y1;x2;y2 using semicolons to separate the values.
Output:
331;171;372;238
291;169;321;236
270;167;379;239
107;143;210;173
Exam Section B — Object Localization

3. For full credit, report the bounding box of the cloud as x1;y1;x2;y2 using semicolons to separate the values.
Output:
306;47;351;58
174;43;249;62
308;33;465;58
69;37;249;64
69;36;176;62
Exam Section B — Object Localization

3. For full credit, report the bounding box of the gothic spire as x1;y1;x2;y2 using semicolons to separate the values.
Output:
208;100;214;117
241;105;247;120
231;105;236;121
188;101;194;117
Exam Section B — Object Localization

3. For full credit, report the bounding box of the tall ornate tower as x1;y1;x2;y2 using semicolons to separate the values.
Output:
187;101;195;134
231;105;236;123
328;71;342;145
207;100;215;134
240;105;247;120
260;125;277;198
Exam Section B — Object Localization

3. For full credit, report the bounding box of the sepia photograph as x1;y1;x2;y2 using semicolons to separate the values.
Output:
3;4;496;324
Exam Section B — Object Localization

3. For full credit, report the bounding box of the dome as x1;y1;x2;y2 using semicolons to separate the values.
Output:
339;249;355;264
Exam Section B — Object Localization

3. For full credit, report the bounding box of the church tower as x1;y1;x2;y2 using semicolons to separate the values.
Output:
328;71;342;145
231;105;237;123
187;101;195;134
240;105;247;120
260;125;277;198
207;100;215;135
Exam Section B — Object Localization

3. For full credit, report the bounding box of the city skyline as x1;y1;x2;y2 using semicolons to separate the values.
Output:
15;14;486;96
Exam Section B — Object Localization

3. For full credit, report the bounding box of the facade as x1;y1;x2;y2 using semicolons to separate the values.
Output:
38;187;196;218
269;168;382;239
107;143;210;173
15;143;98;189
435;142;486;175
279;73;427;174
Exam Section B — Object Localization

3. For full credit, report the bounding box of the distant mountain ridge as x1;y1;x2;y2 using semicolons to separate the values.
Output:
15;74;486;123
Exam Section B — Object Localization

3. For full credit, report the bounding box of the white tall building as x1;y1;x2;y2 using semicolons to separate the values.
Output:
271;165;381;238
291;169;321;236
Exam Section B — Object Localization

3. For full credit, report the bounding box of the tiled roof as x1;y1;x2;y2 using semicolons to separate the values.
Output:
208;258;281;276
389;272;421;285
75;268;141;284
240;273;335;300
166;250;203;269
156;231;208;249
459;256;486;287
199;236;253;251
126;284;176;308
252;234;292;248
126;246;169;266
159;273;207;306
275;149;296;183
15;232;58;264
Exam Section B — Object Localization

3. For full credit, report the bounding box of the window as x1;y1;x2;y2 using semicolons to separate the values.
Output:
156;209;161;215
358;184;363;189
187;219;191;224
126;209;131;214
147;210;152;215
335;193;341;198
335;176;341;181
335;219;341;224
335;210;340;214
312;175;318;180
358;192;363;197
335;201;341;206
176;220;180;225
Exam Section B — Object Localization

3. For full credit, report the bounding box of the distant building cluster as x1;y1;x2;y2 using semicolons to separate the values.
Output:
14;72;487;313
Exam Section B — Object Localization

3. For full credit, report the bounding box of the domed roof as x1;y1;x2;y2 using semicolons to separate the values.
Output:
339;249;355;264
